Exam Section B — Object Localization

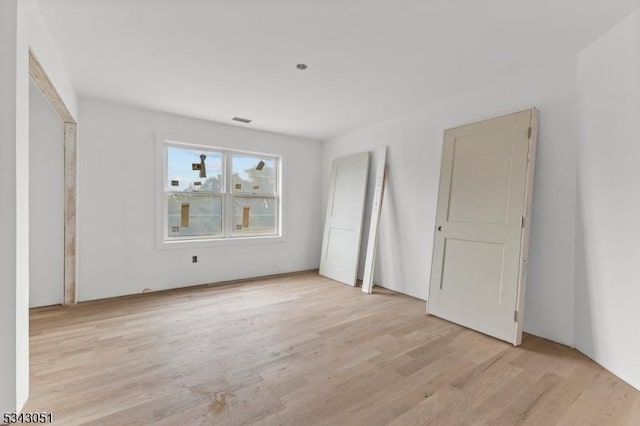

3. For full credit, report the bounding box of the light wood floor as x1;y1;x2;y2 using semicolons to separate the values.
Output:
26;272;640;425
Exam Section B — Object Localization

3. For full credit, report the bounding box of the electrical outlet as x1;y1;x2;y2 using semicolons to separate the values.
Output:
192;256;198;263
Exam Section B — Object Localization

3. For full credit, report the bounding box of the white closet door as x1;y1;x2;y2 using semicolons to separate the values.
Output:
428;109;538;345
320;152;370;286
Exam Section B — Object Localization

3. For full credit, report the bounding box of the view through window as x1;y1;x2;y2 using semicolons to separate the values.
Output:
163;142;280;241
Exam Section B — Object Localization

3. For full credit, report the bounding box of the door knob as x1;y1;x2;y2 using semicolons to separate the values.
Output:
437;226;442;231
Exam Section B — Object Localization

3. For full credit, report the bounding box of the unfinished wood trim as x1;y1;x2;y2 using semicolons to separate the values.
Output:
29;49;78;305
28;50;76;124
63;123;78;305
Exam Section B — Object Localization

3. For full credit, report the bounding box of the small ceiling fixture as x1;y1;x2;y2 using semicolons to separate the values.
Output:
296;63;308;70
232;116;252;124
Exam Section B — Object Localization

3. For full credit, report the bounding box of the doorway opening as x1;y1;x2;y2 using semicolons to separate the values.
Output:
28;50;77;305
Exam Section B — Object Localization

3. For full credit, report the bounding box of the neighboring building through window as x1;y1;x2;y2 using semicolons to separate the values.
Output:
161;140;281;244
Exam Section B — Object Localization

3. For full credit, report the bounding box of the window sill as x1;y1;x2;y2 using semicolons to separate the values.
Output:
156;234;285;250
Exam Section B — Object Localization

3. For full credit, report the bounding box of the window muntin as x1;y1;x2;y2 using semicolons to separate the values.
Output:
162;141;280;242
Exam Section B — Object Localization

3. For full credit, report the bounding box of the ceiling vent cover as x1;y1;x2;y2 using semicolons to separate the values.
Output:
232;116;252;124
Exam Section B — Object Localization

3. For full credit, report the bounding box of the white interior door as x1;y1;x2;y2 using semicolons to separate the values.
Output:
427;109;538;345
320;152;370;286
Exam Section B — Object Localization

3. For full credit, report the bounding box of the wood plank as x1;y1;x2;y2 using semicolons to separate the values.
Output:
362;146;387;294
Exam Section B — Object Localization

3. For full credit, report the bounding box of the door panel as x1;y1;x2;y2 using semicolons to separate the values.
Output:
447;128;514;224
320;152;370;286
326;228;355;263
331;164;363;225
440;239;505;305
428;109;538;345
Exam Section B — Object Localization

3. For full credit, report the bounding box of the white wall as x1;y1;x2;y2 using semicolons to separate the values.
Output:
0;0;28;413
0;0;78;412
29;79;65;308
323;57;579;347
575;10;640;390
322;8;640;391
77;99;323;301
25;0;78;121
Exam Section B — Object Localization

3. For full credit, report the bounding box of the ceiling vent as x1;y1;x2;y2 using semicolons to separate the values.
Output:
232;116;252;124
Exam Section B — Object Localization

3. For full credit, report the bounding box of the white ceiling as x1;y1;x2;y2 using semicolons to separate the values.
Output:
37;0;640;140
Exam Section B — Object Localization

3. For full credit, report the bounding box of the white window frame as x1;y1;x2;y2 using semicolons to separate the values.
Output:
155;135;284;249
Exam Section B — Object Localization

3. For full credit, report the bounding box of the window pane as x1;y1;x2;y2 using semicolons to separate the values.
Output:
167;146;223;192
168;194;222;237
231;154;276;194
232;197;277;236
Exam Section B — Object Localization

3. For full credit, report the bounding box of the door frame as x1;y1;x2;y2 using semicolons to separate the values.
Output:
361;147;387;294
514;108;538;343
29;50;77;305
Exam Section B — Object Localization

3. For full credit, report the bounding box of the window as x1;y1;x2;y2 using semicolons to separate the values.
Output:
230;154;278;236
160;139;281;245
